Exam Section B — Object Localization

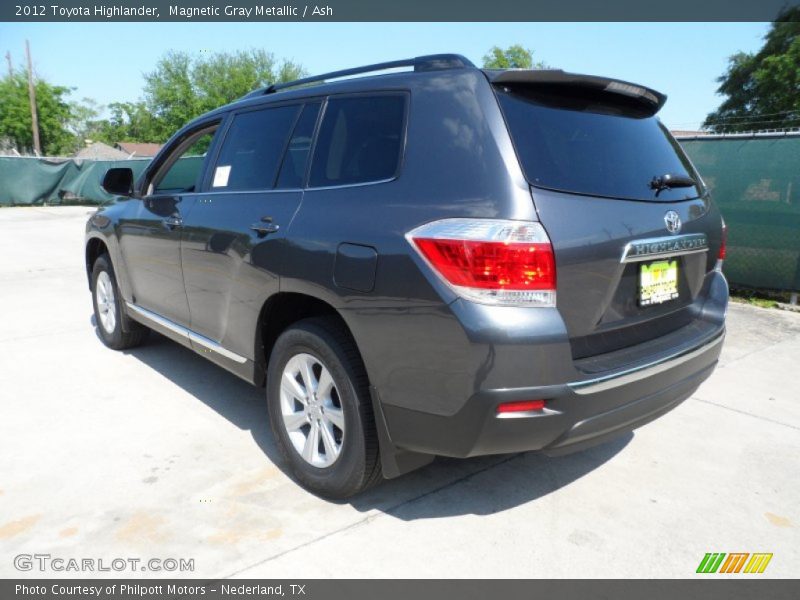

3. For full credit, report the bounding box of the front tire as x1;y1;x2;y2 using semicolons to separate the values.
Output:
267;317;381;498
91;254;148;350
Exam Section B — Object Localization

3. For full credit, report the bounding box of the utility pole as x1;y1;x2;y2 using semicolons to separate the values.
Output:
25;40;41;156
4;51;11;78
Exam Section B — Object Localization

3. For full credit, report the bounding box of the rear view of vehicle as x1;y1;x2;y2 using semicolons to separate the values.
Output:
86;56;727;499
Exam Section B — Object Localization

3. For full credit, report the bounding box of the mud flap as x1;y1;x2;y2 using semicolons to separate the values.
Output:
370;386;435;479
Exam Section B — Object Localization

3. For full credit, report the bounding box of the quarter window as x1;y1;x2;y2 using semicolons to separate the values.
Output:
309;95;406;188
211;105;300;191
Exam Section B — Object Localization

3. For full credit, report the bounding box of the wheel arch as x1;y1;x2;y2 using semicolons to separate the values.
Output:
255;292;354;385
85;236;109;289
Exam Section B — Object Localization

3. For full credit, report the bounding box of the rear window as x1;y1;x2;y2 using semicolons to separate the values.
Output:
495;86;702;202
309;94;406;188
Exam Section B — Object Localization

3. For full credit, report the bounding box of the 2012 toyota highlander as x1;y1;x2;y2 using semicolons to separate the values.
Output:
85;54;728;498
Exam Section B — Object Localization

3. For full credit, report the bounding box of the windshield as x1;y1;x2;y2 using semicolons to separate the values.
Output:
495;85;703;202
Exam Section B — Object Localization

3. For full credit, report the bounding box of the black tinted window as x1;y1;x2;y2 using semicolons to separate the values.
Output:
496;87;702;201
309;95;405;187
212;105;299;191
276;102;321;189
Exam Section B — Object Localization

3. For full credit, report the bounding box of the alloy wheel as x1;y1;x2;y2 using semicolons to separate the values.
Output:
279;352;345;468
96;271;117;334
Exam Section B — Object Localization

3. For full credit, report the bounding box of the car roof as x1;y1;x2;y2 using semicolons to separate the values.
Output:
193;54;475;120
183;53;668;129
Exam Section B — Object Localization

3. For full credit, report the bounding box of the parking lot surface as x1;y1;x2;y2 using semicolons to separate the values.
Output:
1;206;798;578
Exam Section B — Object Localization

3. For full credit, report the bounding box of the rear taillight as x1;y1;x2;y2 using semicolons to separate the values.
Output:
406;219;556;307
718;218;727;261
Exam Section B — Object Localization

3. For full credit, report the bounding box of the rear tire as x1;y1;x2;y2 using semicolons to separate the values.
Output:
91;253;148;350
266;317;382;498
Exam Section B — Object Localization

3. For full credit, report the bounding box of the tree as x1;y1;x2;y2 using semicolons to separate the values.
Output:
482;45;547;69
68;97;104;144
704;9;800;132
0;70;76;155
142;49;306;141
91;101;159;145
0;49;308;152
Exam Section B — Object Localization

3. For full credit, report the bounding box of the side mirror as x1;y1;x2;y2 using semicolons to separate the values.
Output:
102;167;134;196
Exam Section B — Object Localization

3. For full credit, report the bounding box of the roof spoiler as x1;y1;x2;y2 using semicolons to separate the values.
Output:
485;69;667;115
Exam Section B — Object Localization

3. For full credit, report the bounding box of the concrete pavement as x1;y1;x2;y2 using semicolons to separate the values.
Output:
0;206;797;578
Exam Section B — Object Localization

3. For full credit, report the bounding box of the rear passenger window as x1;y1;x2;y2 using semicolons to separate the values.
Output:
276;102;321;189
309;95;406;188
212;105;299;191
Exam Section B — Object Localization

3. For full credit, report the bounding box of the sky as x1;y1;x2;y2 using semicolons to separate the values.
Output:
0;22;770;130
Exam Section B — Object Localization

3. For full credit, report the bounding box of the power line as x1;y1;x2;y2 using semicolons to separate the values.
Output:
704;110;799;122
704;118;800;128
669;116;800;130
669;110;800;129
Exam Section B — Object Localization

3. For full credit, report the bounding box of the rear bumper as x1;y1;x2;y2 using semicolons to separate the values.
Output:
382;328;724;459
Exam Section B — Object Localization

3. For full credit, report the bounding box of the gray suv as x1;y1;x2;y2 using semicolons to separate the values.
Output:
86;54;727;498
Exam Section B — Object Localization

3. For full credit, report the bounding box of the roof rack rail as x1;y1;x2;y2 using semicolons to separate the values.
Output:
241;54;475;99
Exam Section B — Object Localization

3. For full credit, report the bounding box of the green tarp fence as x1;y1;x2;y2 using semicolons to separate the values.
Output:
0;156;151;206
680;135;800;292
1;135;799;291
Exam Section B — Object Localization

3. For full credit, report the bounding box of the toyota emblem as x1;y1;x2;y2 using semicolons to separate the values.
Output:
664;211;682;234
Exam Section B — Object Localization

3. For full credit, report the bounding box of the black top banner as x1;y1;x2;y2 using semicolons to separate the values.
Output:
3;0;800;22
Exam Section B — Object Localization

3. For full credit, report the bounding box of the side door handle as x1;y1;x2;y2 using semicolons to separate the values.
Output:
250;216;280;236
163;216;183;229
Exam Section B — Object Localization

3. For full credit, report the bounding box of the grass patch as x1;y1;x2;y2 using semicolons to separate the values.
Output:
731;295;779;309
729;286;793;309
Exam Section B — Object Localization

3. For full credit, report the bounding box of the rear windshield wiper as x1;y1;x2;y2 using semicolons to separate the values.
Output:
650;173;697;194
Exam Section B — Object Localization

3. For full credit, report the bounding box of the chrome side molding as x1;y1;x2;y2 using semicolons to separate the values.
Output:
125;302;247;364
621;233;708;263
568;333;724;395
